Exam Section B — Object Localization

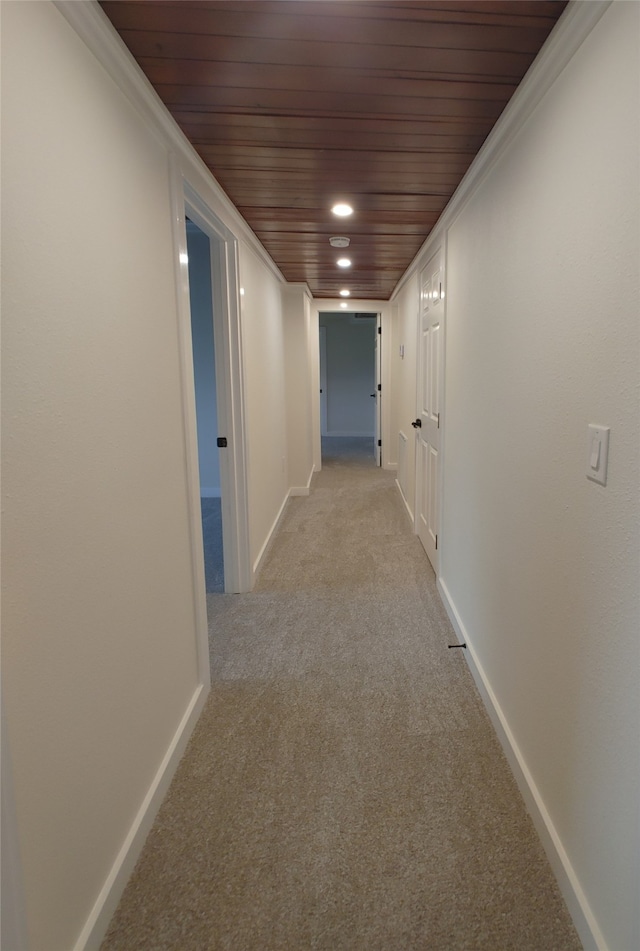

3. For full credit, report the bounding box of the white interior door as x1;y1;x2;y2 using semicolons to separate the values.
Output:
374;315;381;464
415;248;443;570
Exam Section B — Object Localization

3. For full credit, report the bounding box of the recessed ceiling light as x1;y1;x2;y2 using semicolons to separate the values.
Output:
332;203;353;217
339;289;350;297
337;258;351;268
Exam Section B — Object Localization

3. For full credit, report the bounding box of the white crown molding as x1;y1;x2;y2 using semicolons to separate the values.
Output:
391;0;613;302
52;0;285;286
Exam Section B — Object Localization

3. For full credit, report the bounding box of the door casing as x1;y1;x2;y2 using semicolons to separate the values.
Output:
170;158;252;685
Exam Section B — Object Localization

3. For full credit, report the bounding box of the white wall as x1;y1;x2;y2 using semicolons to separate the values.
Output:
5;2;637;949
319;313;376;436
1;1;296;946
1;3;205;948
433;4;638;949
239;242;289;574
187;225;220;496
282;286;315;494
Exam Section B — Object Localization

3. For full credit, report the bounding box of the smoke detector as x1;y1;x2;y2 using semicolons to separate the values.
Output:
329;236;350;248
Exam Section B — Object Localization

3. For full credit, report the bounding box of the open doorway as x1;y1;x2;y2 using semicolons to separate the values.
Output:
177;179;251;600
186;219;224;593
318;312;380;465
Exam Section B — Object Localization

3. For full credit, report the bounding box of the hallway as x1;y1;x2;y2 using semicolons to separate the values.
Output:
101;441;580;950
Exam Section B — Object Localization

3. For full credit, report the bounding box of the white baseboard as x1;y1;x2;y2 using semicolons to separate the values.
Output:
200;487;221;498
437;576;606;951
289;466;314;497
252;492;289;579
74;683;209;951
395;478;414;526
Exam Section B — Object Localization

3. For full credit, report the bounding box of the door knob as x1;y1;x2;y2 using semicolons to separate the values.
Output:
370;393;376;397
411;418;422;428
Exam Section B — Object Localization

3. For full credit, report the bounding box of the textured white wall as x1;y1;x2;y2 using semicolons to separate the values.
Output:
1;3;203;948
440;4;639;949
187;226;221;495
282;286;314;492
239;242;289;572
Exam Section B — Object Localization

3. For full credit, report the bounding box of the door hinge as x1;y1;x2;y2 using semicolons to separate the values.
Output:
217;437;228;448
378;325;382;335
437;412;440;428
378;439;382;447
435;534;438;550
377;383;381;391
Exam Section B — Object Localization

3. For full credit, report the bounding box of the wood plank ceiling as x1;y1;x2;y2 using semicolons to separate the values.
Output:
99;0;568;300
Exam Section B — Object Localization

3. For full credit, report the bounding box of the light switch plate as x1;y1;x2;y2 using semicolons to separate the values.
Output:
586;424;610;486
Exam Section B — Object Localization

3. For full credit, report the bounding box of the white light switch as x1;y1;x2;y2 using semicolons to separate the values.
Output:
586;424;610;486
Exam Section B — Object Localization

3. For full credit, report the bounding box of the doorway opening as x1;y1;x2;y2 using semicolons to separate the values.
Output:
318;311;380;466
178;178;251;601
186;218;224;593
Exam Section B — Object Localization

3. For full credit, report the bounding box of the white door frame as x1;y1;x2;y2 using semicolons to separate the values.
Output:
184;183;251;594
169;158;251;679
319;325;328;436
311;300;391;470
316;312;378;445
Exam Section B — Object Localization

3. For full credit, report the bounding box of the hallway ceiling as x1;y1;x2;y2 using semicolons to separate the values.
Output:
99;1;568;300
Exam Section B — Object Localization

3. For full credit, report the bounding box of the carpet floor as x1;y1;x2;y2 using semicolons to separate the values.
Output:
201;497;224;594
101;438;582;950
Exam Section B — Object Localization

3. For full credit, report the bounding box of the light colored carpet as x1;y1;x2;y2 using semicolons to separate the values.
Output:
201;497;224;594
101;439;582;950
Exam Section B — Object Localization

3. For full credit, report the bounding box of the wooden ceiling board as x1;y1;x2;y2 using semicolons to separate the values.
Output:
100;0;568;299
115;30;540;81
136;58;520;97
101;3;559;51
